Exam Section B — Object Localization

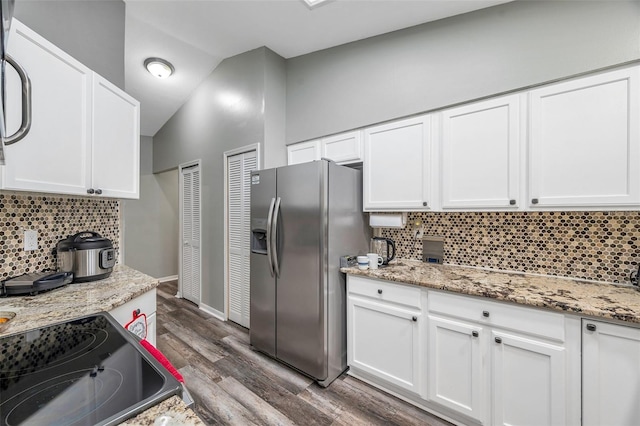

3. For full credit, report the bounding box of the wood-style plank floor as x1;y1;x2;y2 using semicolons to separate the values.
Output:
156;280;452;426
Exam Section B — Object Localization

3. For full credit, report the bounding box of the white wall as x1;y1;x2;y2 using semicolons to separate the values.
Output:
123;136;179;279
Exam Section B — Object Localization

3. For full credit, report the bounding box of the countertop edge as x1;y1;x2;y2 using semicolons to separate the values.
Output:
341;260;640;325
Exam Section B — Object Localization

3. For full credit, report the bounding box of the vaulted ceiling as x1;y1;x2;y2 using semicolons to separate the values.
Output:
124;0;511;136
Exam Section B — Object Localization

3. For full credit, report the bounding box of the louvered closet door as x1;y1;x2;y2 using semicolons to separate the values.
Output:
180;163;201;305
228;151;257;328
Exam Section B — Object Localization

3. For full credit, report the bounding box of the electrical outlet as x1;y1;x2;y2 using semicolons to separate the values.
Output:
24;229;38;251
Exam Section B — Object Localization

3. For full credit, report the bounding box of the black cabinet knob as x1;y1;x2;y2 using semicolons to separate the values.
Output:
586;324;597;332
531;198;539;205
95;189;102;195
422;201;427;207
509;199;516;205
495;337;502;344
472;331;479;337
377;289;382;294
87;188;95;194
482;311;490;318
412;316;417;322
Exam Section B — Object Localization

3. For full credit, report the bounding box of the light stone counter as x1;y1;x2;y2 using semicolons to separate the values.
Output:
0;265;204;425
342;259;640;324
0;264;159;337
122;396;205;425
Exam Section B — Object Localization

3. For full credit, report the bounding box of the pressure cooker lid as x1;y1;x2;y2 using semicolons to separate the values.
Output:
57;231;113;251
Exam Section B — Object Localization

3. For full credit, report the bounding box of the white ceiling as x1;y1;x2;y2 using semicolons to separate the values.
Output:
124;0;512;137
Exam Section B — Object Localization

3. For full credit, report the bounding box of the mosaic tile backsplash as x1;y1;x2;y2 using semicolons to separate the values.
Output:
0;192;120;280
381;211;640;284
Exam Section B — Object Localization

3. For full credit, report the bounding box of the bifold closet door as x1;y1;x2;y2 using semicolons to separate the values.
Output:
227;151;257;328
180;162;201;305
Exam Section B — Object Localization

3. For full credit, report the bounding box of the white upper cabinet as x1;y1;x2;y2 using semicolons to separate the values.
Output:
287;130;363;166
1;20;140;199
321;130;362;164
287;140;320;165
440;95;522;209
363;115;431;211
528;66;640;208
92;75;140;198
2;19;92;194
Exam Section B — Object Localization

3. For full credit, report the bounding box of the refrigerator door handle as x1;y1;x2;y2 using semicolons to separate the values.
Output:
271;197;282;278
266;197;276;277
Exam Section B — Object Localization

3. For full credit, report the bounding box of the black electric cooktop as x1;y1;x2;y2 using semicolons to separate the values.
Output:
0;313;182;426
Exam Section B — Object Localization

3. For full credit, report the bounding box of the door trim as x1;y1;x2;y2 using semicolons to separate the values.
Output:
223;143;261;323
178;159;202;305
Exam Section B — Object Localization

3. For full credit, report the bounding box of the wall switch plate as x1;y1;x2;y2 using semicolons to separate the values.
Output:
24;229;38;251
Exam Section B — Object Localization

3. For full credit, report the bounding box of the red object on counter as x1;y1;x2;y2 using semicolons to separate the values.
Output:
140;339;184;383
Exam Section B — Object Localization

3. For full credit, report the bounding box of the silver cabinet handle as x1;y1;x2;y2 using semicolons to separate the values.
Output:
586;323;597;332
87;188;95;194
266;198;276;277
95;189;102;195
495;337;502;344
4;54;32;146
271;197;282;278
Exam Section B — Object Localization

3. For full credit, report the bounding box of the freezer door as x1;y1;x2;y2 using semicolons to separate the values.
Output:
249;168;277;357
275;161;328;380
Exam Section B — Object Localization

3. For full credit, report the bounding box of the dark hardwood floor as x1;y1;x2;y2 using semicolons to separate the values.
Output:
156;280;452;426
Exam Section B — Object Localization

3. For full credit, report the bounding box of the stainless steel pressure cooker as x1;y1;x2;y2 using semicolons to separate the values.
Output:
56;231;116;282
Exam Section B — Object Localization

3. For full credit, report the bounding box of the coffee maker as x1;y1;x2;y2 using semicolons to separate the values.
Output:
371;237;396;265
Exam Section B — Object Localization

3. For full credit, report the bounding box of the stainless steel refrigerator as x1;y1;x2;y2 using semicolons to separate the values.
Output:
250;160;370;387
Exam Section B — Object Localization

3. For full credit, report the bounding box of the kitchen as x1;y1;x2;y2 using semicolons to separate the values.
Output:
2;0;640;425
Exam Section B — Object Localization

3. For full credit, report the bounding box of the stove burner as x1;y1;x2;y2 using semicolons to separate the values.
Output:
3;368;123;426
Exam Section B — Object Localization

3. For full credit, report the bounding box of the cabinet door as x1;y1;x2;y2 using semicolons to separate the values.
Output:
492;331;566;426
92;74;140;199
529;67;640;208
2;20;91;195
348;295;422;395
363;115;431;211
321;131;362;164
582;320;640;426
441;95;521;209
287;140;320;165
427;315;486;424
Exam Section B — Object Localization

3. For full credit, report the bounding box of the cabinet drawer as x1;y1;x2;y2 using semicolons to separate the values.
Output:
428;290;564;342
348;276;421;309
109;289;157;327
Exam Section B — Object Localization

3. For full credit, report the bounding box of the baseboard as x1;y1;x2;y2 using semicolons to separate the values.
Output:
199;303;226;321
158;275;179;283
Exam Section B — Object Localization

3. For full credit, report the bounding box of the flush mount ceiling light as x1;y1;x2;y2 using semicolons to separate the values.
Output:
144;57;174;79
302;0;333;9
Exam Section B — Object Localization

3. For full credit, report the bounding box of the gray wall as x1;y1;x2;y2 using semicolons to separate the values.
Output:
123;136;179;278
153;47;287;311
14;0;125;88
286;0;640;143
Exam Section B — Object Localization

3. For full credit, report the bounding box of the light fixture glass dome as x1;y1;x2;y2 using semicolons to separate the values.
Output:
144;57;174;79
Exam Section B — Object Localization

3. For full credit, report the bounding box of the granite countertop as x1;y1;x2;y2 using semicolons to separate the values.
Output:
122;396;205;425
342;259;640;324
0;264;159;337
0;265;204;425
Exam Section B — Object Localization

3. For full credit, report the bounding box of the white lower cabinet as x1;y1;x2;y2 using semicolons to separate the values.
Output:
427;315;486;423
492;330;566;426
109;288;157;346
347;275;581;426
347;277;423;396
582;319;640;426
